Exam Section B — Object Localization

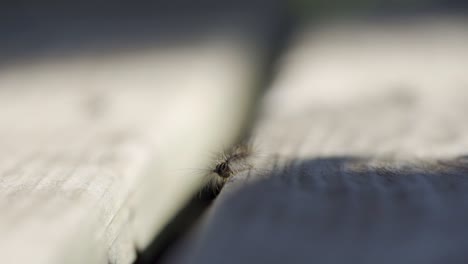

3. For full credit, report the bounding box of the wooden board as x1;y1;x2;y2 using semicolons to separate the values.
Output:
0;35;260;263
167;16;468;264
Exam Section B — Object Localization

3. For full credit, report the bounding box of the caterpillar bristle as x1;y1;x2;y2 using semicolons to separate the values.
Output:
199;142;256;196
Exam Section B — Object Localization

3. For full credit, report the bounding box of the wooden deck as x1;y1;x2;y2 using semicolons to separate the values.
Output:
2;5;468;264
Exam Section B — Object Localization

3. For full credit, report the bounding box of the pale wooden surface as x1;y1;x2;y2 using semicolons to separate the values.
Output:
0;36;259;263
167;16;468;264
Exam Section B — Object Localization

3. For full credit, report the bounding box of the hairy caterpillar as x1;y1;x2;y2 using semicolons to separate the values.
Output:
202;143;255;194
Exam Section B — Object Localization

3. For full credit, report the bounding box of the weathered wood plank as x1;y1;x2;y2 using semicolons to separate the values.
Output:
0;35;260;263
167;16;468;264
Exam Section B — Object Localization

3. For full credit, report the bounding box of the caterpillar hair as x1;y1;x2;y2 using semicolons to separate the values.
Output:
202;143;255;194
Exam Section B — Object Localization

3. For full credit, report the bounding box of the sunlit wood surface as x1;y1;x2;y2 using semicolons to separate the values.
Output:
0;37;259;263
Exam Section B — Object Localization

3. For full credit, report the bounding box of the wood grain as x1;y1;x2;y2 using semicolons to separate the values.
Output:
167;16;468;264
0;36;259;263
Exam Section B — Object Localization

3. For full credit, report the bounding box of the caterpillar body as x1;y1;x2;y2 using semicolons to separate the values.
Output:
203;143;255;193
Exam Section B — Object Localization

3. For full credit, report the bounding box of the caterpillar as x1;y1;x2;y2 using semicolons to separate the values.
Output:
202;143;255;194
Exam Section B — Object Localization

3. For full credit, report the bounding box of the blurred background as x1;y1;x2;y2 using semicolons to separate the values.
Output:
3;0;467;69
